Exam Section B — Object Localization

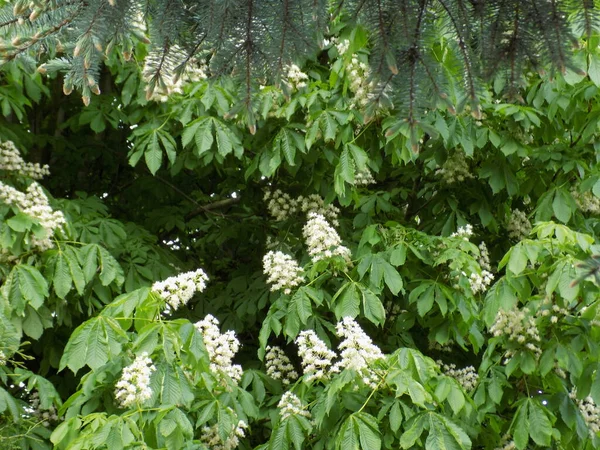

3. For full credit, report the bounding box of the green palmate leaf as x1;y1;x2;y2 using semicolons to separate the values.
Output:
321;111;339;143
506;243;528;275
358;284;386;325
426;413;471;450
80;243;125;287
151;362;194;407
194;118;214;156
338;148;355;184
145;131;163;175
6;212;32;232
389;401;403;432
337;415;360;450
512;401;529;450
275;128;303;166
356;413;381;450
0;386;21;422
552;188;575;223
291;287;312;324
382;262;403;295
158;131;177;165
400;414;426;448
270;421;289;450
348;143;369;170
589;53;600;87
59;316;127;374
527;399;553;447
334;282;360;319
287;416;308;450
2;264;49;314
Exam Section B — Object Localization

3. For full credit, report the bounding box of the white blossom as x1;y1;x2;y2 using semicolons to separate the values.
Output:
297;194;340;225
436;151;474;184
494;435;516;450
143;45;207;102
278;392;311;420
115;352;156;408
264;190;340;225
201;419;247;450
489;307;542;360
571;189;600;215
332;317;383;388
450;224;473;240
354;168;376;186
263;251;304;295
345;55;372;107
507;209;531;240
334;38;350;55
0;350;6;366
302;212;351;264
296;330;336;382
478;242;491;271
571;389;600;437
195;315;242;384
29;391;60;427
469;270;494;294
264;189;298;221
0;180;66;251
286;63;309;90
438;361;479;392
152;268;209;310
265;345;298;385
0;141;50;179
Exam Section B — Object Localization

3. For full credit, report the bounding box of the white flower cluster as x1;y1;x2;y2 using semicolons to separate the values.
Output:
570;389;600;437
195;314;243;384
429;341;454;353
0;350;6;366
451;224;473;240
303;212;351;264
0;181;66;251
295;330;337;382
0;141;49;179
354;168;376;186
114;352;156;408
331;317;384;388
264;190;340;225
265;345;298;385
30;391;60;427
346;55;372;107
489;307;542;360
263;251;304;295
478;242;491;271
385;300;403;321
286;64;308;90
200;419;247;450
537;301;569;325
143;46;207;102
334;38;350;55
571;189;600;215
296;319;383;386
436;151;474;184
151;268;209;310
507;209;531;240
264;190;296;221
438;361;479;392
278;391;312;421
494;435;516;450
469;270;494;294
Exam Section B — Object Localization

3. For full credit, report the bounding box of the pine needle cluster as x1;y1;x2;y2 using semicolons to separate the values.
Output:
0;1;596;119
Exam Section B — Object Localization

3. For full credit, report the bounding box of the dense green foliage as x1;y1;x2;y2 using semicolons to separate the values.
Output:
3;5;600;450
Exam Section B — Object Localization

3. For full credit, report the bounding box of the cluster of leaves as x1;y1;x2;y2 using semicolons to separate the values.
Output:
3;12;600;450
2;0;600;126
